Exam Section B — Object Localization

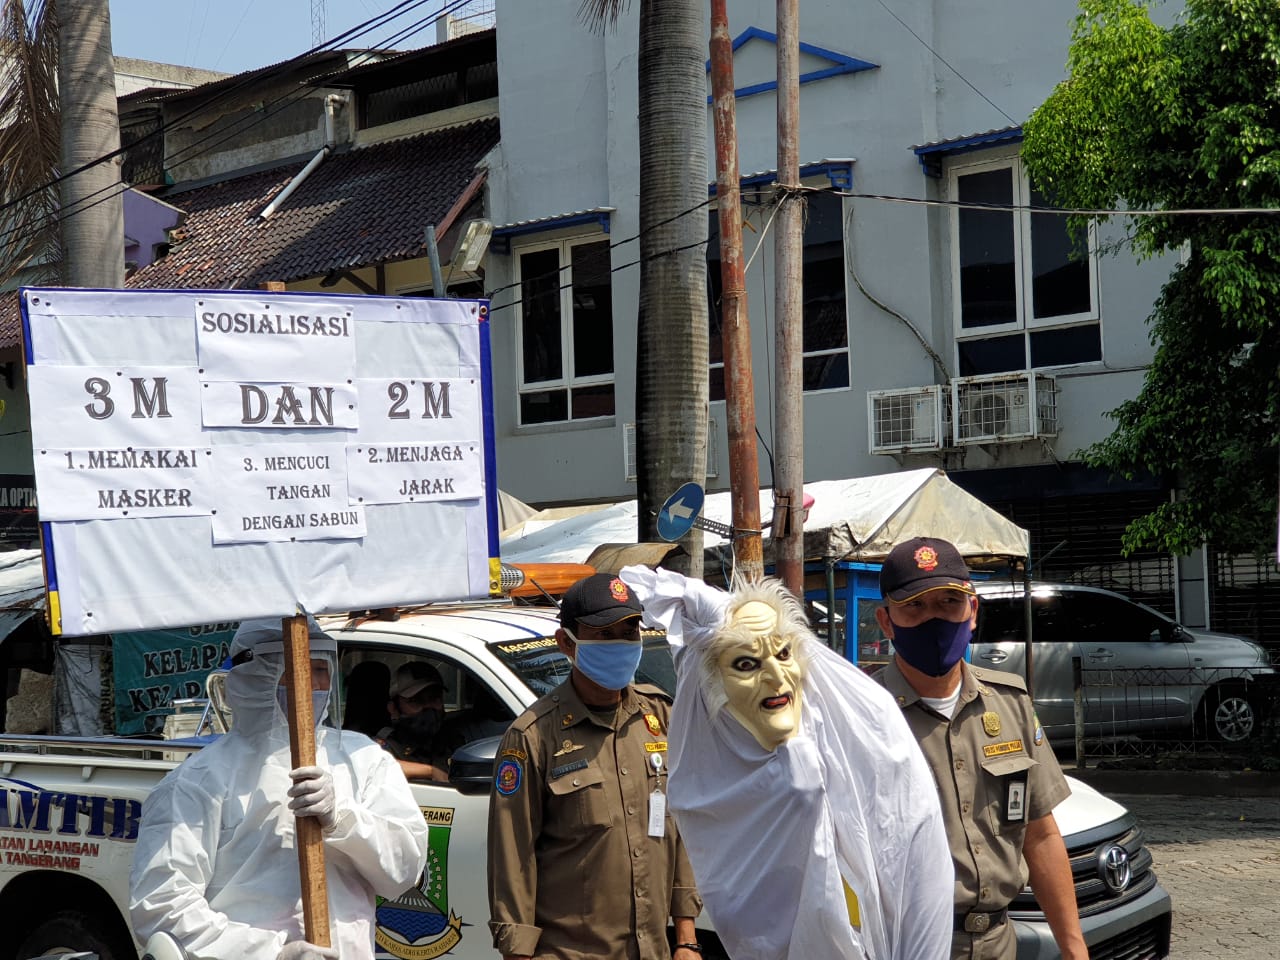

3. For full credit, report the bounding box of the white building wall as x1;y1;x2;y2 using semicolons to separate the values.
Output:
488;0;1175;506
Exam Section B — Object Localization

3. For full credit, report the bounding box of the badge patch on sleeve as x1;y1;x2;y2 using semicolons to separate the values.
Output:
495;758;522;796
1033;713;1045;746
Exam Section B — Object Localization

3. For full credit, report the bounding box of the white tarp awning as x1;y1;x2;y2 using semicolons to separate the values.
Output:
499;469;1029;567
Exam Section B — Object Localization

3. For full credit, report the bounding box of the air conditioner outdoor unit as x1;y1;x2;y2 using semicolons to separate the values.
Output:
624;420;719;482
952;372;1057;444
867;385;947;454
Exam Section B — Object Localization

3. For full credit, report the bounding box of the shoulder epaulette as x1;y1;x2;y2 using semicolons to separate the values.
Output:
510;691;561;732
971;664;1028;692
633;682;674;704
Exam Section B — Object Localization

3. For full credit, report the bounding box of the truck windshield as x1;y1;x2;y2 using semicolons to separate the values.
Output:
489;630;676;698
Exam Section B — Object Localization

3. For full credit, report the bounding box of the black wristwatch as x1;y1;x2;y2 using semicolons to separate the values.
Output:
674;944;702;955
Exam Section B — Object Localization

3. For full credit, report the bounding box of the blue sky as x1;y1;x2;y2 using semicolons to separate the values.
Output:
109;1;494;76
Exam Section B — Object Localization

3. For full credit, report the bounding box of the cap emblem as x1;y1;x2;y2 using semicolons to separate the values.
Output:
914;545;939;571
609;578;630;601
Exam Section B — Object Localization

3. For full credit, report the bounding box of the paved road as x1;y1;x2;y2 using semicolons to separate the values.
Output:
1110;793;1280;959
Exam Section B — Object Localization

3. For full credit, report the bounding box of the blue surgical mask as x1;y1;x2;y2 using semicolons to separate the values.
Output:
572;641;644;690
891;617;973;677
277;687;331;726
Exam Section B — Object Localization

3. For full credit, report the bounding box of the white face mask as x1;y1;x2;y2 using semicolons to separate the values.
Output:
276;687;331;727
716;600;805;751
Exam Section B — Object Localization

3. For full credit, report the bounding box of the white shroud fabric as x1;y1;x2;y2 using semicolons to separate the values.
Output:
621;566;953;960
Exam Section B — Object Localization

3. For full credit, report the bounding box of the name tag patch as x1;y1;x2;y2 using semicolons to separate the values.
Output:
550;758;589;780
644;741;668;753
983;739;1025;758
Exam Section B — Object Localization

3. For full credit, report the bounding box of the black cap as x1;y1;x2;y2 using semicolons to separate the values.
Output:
879;537;975;603
559;573;643;629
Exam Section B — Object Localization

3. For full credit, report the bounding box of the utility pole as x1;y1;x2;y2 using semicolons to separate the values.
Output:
773;0;805;597
58;0;124;288
709;0;763;582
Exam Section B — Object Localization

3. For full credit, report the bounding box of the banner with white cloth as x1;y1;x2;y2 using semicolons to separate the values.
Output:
21;288;498;636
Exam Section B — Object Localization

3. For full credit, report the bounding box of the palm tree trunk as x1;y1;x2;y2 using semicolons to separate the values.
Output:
58;0;123;287
634;0;708;577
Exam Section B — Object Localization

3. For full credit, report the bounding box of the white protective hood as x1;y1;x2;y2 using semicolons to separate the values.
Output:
619;565;953;960
500;469;1029;568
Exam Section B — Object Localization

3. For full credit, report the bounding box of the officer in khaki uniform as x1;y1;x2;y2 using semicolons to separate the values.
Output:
487;574;703;960
873;538;1088;960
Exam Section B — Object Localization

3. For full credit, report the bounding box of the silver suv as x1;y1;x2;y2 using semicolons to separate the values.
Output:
972;582;1277;743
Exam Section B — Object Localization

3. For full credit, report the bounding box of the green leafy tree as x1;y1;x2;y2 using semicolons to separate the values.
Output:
1022;0;1280;556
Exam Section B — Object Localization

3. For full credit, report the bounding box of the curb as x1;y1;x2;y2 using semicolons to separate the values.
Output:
1066;767;1280;798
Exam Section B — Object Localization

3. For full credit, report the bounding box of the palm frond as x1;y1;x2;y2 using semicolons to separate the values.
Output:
577;0;630;34
0;0;62;287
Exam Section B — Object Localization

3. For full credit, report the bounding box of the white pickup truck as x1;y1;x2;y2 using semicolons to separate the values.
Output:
0;601;1172;960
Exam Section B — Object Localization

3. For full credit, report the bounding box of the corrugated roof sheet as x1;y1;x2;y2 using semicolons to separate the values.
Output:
129;116;499;290
910;126;1022;154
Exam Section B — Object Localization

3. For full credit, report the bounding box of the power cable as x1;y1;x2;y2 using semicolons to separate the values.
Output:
0;1;470;257
870;0;1018;127
0;0;444;220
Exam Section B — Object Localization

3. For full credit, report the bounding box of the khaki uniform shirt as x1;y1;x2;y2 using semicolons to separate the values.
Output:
878;661;1070;916
487;679;702;960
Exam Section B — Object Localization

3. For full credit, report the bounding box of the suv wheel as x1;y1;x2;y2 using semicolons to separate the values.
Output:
1203;685;1257;743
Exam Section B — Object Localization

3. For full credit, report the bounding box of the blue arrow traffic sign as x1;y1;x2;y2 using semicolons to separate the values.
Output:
657;482;705;541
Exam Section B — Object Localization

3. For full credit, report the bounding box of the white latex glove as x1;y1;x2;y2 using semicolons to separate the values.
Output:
278;940;338;960
287;766;337;831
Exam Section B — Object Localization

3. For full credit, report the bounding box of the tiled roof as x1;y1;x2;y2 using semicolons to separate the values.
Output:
130;115;499;290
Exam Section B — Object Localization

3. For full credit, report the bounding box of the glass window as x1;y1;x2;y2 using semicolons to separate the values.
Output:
488;634;675;697
706;211;726;402
958;333;1026;377
705;191;850;399
1029;186;1091;319
1029;324;1102;368
801;193;850;390
1066;593;1169;642
958;169;1017;329
517;238;616;426
952;158;1100;376
519;248;562;384
976;595;1072;645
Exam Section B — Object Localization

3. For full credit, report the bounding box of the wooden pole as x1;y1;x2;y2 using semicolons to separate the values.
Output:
710;0;764;581
773;0;805;597
281;612;331;947
260;280;330;946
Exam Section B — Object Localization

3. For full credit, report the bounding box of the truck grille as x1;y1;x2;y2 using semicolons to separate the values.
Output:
1010;813;1171;958
1085;915;1173;960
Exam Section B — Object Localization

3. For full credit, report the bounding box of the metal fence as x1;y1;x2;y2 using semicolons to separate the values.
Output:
1059;662;1280;765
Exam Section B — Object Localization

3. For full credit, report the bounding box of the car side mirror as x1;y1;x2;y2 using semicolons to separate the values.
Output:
448;734;502;796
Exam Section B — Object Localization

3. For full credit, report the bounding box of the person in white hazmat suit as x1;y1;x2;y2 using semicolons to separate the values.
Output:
129;617;430;960
619;566;953;960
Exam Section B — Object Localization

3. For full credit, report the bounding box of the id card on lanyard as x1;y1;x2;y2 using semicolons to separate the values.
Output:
648;751;666;837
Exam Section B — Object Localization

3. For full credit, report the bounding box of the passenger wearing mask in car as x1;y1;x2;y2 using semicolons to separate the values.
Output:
873;537;1088;960
377;661;452;782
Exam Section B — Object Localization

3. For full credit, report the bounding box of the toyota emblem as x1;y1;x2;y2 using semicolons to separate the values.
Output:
1097;844;1132;894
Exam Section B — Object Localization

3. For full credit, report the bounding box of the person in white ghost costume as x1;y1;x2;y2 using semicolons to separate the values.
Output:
620;566;952;960
129;617;429;960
